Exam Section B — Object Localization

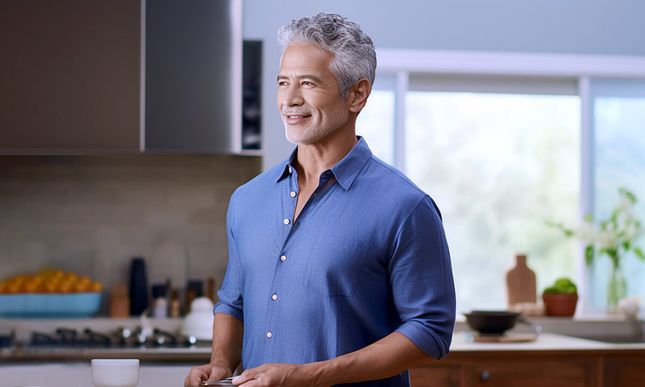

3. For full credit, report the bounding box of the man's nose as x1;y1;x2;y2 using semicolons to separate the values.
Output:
283;85;304;106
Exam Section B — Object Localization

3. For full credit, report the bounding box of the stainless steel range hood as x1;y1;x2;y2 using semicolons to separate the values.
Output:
143;0;243;154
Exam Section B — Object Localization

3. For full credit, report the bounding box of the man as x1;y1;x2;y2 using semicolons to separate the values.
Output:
185;13;455;387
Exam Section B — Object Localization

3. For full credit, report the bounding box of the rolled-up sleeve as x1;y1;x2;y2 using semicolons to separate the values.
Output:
214;194;244;321
391;196;456;359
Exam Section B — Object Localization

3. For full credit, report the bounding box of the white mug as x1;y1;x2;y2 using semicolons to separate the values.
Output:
91;359;140;387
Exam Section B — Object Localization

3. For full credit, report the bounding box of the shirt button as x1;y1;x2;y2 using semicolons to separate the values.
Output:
271;294;278;301
290;191;296;198
266;331;273;338
283;218;290;225
280;255;287;262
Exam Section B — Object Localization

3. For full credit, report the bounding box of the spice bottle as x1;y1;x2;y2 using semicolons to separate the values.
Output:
151;283;168;318
169;289;181;318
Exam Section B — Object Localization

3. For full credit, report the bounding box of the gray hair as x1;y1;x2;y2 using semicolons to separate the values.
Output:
278;13;376;96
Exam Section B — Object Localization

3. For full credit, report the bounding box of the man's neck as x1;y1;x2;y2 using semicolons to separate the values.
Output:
294;129;358;186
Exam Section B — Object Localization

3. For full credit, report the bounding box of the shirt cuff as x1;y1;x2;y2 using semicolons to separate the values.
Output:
213;301;244;321
395;320;451;359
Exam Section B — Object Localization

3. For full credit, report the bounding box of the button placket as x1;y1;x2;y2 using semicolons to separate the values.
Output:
265;173;298;349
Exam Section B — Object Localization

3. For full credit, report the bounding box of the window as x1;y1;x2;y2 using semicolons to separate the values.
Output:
357;75;396;165
405;91;579;312
357;50;645;313
590;79;645;308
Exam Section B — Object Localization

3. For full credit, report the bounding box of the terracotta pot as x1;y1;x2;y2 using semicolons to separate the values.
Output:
543;293;578;316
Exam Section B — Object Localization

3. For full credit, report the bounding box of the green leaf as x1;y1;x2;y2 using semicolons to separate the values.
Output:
583;213;593;222
623;240;631;251
585;245;595;266
620;187;637;204
634;247;645;262
610;211;619;227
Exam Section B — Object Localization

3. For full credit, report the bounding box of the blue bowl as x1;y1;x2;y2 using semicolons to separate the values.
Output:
0;293;102;318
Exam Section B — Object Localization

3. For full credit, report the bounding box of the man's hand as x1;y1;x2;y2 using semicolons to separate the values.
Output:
233;363;324;387
184;363;231;387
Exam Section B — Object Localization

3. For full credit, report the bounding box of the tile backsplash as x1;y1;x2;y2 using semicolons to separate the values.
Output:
0;154;261;306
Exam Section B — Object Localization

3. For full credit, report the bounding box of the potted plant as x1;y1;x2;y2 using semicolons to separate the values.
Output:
542;277;578;317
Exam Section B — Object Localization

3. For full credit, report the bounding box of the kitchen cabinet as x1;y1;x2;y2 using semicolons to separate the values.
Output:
603;356;645;385
410;349;645;387
0;0;246;154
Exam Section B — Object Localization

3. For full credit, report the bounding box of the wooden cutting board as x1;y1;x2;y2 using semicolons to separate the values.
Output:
473;333;538;343
506;254;537;306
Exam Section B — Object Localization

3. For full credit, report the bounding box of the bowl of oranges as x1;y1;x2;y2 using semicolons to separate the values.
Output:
0;269;103;317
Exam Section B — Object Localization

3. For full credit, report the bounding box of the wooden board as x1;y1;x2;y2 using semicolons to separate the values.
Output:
473;333;539;343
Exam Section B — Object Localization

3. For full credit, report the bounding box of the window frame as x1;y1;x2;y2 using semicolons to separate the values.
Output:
375;49;645;313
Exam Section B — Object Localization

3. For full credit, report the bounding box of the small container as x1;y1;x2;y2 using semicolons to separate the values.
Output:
181;297;215;340
169;289;181;318
91;358;139;387
543;293;578;316
151;283;168;318
109;284;130;318
463;310;520;335
185;279;204;312
129;257;149;316
206;277;216;302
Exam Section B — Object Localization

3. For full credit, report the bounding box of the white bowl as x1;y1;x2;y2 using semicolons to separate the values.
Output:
91;359;139;387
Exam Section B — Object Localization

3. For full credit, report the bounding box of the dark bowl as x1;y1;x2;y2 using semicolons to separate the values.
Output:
463;310;520;335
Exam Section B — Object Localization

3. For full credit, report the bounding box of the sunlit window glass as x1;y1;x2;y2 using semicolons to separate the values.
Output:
592;80;645;309
357;75;396;165
405;92;580;312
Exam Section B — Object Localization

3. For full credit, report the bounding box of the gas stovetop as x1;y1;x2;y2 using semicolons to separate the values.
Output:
28;326;199;349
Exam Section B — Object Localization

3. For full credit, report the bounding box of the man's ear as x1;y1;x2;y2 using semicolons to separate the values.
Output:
347;79;372;113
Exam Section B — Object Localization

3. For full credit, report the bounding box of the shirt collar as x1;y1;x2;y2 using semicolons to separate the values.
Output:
275;137;373;190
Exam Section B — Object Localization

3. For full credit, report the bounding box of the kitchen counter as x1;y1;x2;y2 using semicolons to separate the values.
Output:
3;333;645;363
450;332;645;352
1;345;212;362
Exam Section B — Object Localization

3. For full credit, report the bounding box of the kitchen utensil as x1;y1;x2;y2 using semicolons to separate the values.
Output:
182;297;215;340
463;310;520;335
129;257;149;316
91;358;139;387
506;254;536;307
201;377;235;385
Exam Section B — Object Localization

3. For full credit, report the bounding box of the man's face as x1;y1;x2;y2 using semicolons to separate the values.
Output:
277;43;351;145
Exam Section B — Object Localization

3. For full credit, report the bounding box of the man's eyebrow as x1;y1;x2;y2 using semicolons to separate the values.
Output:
277;74;324;83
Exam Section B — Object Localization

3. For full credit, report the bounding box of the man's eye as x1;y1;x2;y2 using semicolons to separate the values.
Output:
278;81;288;86
302;81;314;86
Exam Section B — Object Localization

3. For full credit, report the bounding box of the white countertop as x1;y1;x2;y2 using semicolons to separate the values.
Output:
450;332;645;351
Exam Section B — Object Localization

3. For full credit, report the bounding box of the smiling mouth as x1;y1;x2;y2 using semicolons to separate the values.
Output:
284;113;311;124
285;114;311;119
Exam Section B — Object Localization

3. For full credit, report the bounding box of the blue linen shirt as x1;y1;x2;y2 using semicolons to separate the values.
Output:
215;138;456;386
